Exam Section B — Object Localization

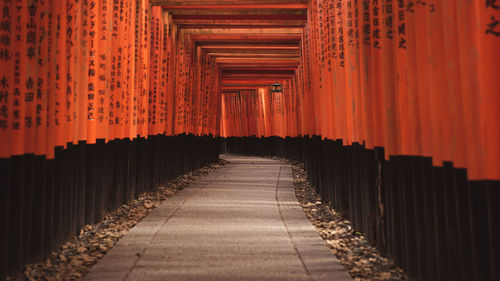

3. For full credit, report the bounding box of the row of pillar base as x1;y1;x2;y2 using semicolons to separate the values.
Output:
224;136;499;281
0;134;220;278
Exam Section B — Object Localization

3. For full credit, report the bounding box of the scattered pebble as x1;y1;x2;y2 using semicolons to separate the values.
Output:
8;158;404;280
291;162;406;281
6;160;228;281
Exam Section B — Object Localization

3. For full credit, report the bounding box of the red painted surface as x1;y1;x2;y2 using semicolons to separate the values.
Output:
0;0;498;180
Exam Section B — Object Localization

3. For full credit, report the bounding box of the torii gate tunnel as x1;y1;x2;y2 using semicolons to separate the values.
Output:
0;0;499;280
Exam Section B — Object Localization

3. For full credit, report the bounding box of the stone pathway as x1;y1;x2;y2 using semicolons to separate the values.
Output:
84;155;352;281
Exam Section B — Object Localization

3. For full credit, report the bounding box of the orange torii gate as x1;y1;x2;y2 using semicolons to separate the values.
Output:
0;1;499;280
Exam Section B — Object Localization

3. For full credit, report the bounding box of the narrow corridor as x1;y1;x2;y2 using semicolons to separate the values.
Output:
1;0;499;280
84;155;351;281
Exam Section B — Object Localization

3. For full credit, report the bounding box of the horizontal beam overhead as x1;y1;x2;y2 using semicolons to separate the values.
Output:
223;75;294;79
174;15;306;29
153;0;307;3
222;79;292;84
222;83;285;88
216;57;300;62
183;28;303;34
177;24;305;29
157;1;305;94
222;69;296;75
209;53;300;59
221;67;298;71
158;4;307;10
172;14;307;20
166;9;306;15
201;45;300;50
207;49;300;54
222;90;257;92
221;87;262;91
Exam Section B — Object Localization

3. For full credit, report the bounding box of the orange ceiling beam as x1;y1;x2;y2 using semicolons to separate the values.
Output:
167;9;306;16
176;24;305;29
221;67;298;71
221;87;262;91
177;26;302;79
207;49;299;55
153;0;307;3
222;79;291;84
191;34;301;41
216;57;299;62
209;53;300;58
222;69;296;75
159;4;307;10
202;45;299;50
172;14;307;20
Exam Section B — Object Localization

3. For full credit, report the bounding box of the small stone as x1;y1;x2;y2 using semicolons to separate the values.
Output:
292;163;406;281
4;161;227;280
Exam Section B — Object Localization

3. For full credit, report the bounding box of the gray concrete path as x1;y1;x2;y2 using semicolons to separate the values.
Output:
85;155;352;281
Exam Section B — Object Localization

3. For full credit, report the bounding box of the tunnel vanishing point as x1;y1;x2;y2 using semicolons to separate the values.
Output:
0;0;499;280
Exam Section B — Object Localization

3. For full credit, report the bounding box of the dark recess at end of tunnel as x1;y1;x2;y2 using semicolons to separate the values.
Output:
223;136;500;281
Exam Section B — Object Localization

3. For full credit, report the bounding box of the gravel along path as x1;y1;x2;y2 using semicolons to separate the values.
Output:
9;158;404;281
291;162;406;281
7;160;228;281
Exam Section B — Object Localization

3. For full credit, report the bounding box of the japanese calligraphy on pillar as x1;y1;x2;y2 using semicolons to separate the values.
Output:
0;0;12;157
329;0;337;59
318;0;325;80
87;0;99;143
121;0;130;138
54;0;68;147
384;0;394;39
397;0;407;49
346;0;354;47
24;0;39;153
97;0;110;140
486;0;500;36
362;0;371;46
336;0;345;66
149;7;159;133
66;0;76;143
36;0;49;155
131;0;139;134
372;0;381;49
139;0;150;138
116;0;125;138
108;0;119;139
12;0;28;154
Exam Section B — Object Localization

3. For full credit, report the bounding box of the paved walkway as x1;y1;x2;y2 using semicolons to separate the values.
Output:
85;155;352;281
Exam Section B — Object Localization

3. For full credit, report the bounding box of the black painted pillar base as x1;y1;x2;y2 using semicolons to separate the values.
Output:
0;134;220;278
225;136;500;281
